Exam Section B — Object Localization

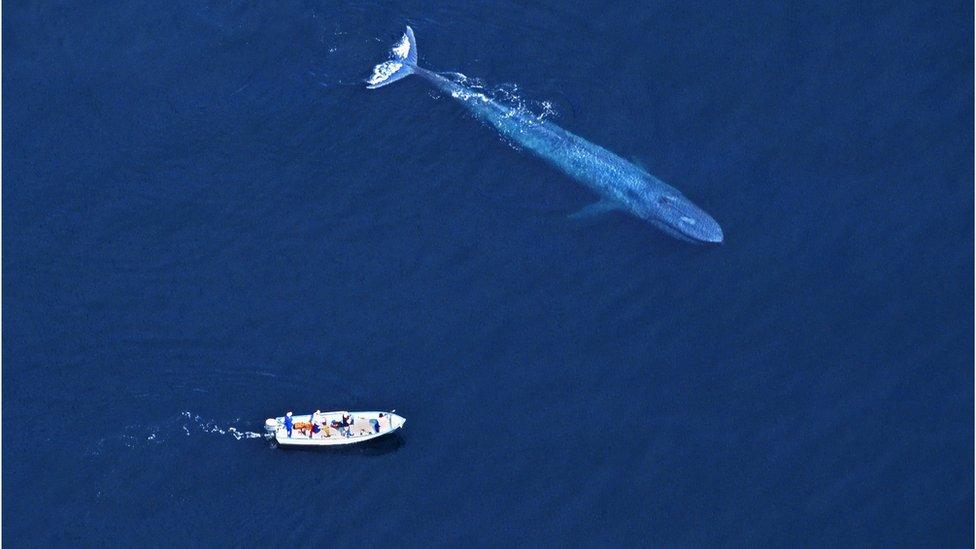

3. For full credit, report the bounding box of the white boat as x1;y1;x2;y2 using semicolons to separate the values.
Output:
264;410;405;447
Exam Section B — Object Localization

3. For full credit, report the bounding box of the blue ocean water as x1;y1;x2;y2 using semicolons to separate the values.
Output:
2;1;973;545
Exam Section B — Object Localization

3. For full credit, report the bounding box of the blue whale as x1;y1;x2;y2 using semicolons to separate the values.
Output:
367;27;723;244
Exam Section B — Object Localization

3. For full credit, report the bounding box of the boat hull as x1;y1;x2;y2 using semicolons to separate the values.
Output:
267;411;405;447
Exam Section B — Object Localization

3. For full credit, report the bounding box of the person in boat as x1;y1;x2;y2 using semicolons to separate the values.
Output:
284;411;293;438
308;410;324;439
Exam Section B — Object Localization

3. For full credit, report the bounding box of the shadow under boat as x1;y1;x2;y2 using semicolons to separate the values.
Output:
271;432;406;456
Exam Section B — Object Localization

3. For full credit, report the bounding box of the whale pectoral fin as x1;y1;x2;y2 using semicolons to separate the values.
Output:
568;199;620;220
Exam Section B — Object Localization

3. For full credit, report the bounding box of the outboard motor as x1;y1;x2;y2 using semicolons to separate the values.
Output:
264;418;279;438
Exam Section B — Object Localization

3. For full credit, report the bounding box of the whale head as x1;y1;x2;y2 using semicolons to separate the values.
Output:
638;190;723;244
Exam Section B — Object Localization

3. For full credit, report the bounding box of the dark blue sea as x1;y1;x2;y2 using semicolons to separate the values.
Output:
3;1;973;546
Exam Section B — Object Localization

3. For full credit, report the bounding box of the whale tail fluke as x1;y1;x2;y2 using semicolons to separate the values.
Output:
366;26;419;89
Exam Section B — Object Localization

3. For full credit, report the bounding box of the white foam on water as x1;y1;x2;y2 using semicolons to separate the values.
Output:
391;33;411;59
446;73;557;119
450;88;489;103
439;71;559;151
367;61;403;86
87;413;267;455
181;411;263;440
227;427;263;440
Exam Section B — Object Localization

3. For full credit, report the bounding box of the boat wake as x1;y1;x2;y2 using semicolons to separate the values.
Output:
85;412;266;457
180;411;264;441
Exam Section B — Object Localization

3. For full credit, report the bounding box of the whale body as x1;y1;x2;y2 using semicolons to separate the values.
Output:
367;27;723;244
